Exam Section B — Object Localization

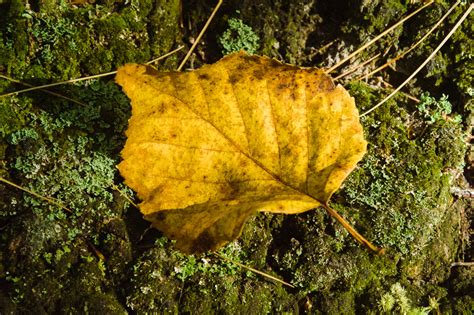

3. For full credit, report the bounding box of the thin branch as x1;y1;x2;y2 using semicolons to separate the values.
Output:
360;3;473;117
177;0;223;71
326;1;434;74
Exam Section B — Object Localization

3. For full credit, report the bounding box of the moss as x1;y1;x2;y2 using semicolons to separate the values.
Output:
123;218;298;313
339;81;465;307
0;96;32;158
219;17;260;55
148;0;181;60
0;2;160;305
0;0;182;309
341;82;466;256
1;0;471;313
57;258;127;314
358;1;407;36
316;290;355;315
1;0;180;80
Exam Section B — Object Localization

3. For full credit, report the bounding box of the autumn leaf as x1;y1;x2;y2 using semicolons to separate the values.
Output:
116;52;370;254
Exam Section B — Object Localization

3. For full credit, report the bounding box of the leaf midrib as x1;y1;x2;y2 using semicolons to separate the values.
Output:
156;65;325;206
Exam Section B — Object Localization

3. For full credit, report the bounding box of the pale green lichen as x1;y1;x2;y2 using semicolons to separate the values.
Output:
417;92;461;123
378;283;433;315
219;17;260;55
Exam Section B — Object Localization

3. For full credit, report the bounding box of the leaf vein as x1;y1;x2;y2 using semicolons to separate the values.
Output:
303;74;310;193
155;66;319;202
265;79;282;176
142;141;240;153
151;175;275;185
220;65;251;153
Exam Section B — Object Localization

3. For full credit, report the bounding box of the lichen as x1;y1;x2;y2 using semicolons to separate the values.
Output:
0;0;181;311
219;16;260;55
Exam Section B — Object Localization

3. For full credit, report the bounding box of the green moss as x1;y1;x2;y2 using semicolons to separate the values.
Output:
0;96;32;158
1;0;179;80
341;81;466;256
0;0;183;310
148;0;181;59
123;219;298;313
0;0;470;313
0;88;132;308
359;1;407;36
416;92;461;123
0;70;136;312
219;17;260;55
377;283;433;314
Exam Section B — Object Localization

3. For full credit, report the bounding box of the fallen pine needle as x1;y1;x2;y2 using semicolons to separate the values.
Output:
357;0;461;81
0;46;184;99
177;0;223;71
0;74;88;106
334;53;380;81
212;252;295;288
0;176;72;213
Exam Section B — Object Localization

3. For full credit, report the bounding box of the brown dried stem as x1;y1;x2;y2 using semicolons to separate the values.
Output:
361;3;473;117
325;1;434;74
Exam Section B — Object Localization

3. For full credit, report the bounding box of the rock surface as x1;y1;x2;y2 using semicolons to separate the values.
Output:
0;0;471;313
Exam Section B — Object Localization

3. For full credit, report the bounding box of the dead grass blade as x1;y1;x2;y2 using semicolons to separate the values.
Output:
333;53;380;81
177;0;223;71
326;1;434;74
357;0;461;81
0;46;184;99
360;3;473;117
0;177;72;213
212;252;295;288
0;74;88;106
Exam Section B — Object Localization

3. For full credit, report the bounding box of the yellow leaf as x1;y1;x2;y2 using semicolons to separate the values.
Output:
116;52;368;254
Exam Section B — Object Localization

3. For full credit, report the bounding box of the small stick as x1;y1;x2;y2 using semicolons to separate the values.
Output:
0;46;184;99
177;0;223;71
360;3;473;117
325;1;434;74
322;203;385;254
333;53;380;81
357;0;461;81
0;176;72;213
212;252;295;288
146;46;184;65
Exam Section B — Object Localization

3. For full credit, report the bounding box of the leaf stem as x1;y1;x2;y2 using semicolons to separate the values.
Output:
322;203;385;255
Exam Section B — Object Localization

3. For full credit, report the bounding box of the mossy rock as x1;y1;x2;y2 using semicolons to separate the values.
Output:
0;0;471;313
